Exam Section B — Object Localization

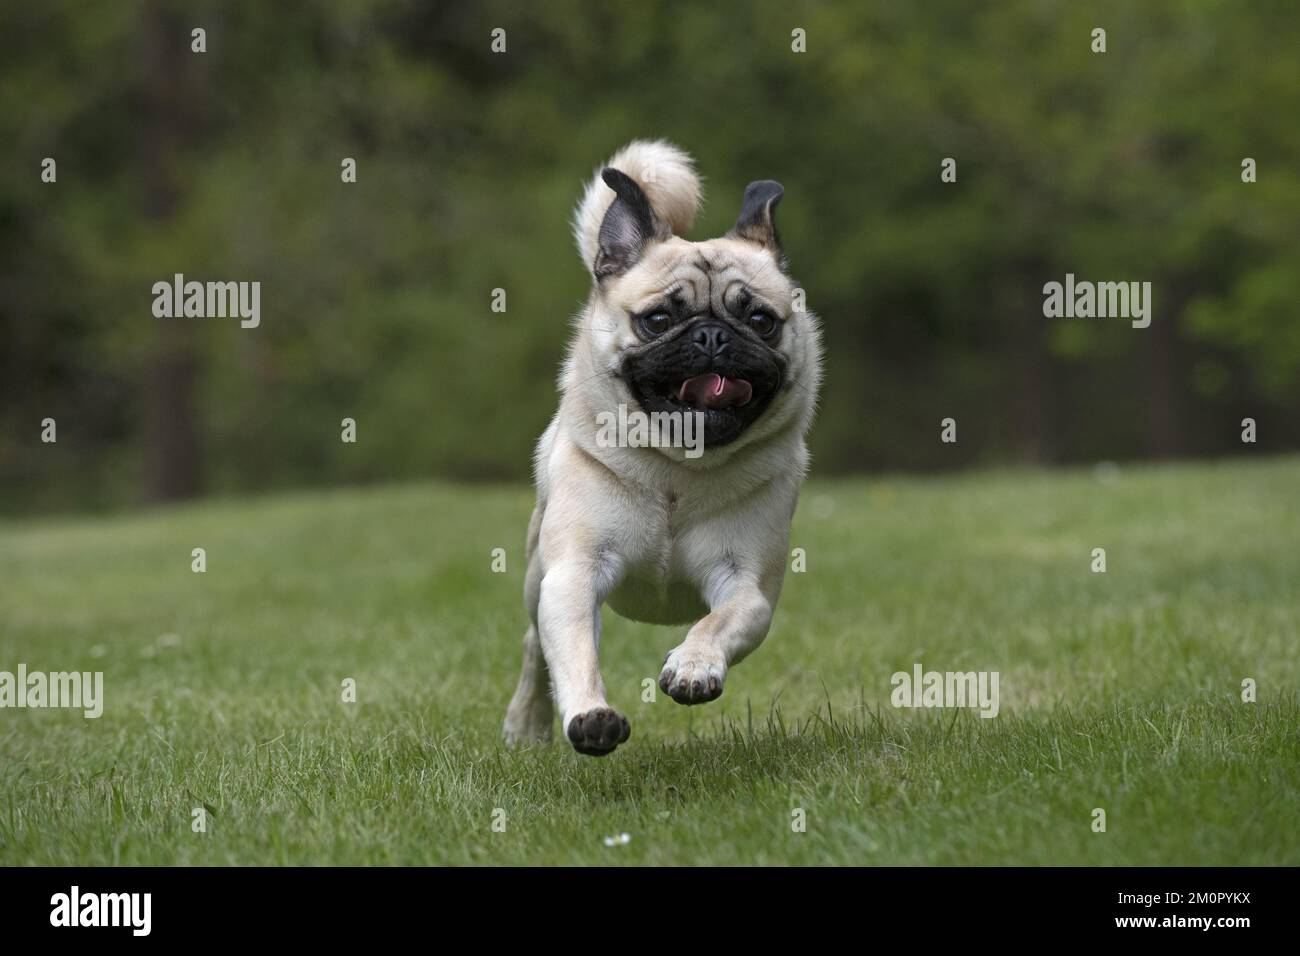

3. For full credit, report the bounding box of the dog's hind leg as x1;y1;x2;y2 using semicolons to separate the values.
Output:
503;623;552;744
503;507;554;744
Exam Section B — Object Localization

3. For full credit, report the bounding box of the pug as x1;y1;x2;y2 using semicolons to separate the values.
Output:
502;140;822;755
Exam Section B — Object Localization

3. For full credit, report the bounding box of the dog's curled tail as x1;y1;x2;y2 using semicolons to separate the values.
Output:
572;139;701;269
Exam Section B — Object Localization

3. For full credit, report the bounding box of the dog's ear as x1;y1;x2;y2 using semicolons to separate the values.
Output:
729;180;785;256
594;168;665;279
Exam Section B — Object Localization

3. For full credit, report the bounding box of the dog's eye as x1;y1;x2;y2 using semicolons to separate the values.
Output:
639;312;671;338
748;310;779;338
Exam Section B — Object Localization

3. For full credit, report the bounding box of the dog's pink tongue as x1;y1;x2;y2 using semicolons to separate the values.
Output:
677;373;753;409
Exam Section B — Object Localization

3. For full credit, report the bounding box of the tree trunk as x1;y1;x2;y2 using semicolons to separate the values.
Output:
140;3;203;501
1145;285;1187;458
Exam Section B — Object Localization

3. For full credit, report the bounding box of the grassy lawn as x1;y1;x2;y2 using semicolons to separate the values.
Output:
1;457;1297;865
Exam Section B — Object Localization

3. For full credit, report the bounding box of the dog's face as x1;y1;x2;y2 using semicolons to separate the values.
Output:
584;173;816;455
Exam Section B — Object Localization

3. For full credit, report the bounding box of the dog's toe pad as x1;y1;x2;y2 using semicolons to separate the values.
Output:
658;651;726;705
566;708;631;756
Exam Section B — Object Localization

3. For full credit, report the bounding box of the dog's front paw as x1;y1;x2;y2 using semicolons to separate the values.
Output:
658;649;725;705
566;708;631;756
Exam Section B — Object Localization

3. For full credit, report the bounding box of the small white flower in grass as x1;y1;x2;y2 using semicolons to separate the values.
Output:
602;832;632;847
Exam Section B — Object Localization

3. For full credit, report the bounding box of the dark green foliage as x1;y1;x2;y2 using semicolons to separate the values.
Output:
2;1;1297;511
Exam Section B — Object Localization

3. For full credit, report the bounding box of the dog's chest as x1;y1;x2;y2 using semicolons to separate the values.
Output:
604;487;712;625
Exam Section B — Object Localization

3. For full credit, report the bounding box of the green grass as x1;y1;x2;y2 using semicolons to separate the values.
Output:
1;457;1298;865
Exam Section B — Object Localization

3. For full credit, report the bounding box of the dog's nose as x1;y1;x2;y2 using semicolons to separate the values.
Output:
691;322;731;358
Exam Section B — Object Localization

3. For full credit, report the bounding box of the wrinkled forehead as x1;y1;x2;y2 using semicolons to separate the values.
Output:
612;237;792;316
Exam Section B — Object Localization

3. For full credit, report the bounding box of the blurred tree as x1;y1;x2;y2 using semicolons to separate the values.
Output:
140;0;204;500
1;0;1296;513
